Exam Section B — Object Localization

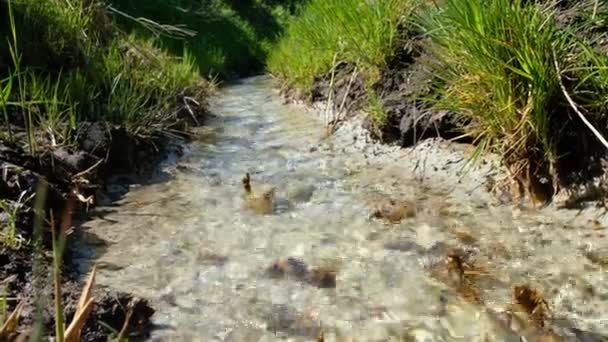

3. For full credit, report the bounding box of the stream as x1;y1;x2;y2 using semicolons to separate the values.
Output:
81;76;608;341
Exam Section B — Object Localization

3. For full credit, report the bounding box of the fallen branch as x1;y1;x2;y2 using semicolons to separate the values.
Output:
553;48;608;150
71;158;104;180
182;96;200;126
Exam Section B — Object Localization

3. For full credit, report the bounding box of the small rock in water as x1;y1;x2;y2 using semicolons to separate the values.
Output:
264;304;322;338
266;257;308;279
242;187;276;215
197;250;229;267
571;276;595;299
448;227;478;246
289;184;316;203
306;267;337;289
266;258;338;288
383;240;422;252
582;247;608;267
370;199;417;224
487;241;512;260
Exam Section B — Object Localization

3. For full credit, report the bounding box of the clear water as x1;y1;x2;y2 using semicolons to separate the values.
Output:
81;76;608;341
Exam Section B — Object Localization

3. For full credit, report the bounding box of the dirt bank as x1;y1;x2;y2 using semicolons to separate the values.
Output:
1;106;206;339
276;33;608;211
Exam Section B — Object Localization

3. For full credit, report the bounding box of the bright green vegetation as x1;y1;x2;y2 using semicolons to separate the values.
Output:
268;0;416;92
420;0;608;191
421;0;565;178
0;0;206;151
0;193;32;249
269;0;608;196
108;0;299;79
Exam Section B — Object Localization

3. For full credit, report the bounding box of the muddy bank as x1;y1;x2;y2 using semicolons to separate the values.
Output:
0;105;205;339
0;246;154;341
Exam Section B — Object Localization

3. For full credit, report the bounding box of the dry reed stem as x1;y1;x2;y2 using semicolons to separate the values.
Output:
0;300;25;338
116;305;134;341
64;264;97;341
64;298;94;342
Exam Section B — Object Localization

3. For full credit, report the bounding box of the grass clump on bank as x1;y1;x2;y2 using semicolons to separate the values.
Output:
268;0;416;93
420;0;608;200
420;0;565;199
0;0;206;151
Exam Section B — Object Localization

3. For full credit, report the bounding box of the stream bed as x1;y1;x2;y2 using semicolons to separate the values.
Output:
81;76;608;341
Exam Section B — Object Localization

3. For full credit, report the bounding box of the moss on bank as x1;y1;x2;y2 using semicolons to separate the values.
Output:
268;0;608;204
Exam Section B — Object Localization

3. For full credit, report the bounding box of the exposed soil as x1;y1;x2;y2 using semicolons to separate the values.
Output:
1;108;205;339
299;28;469;148
0;247;154;341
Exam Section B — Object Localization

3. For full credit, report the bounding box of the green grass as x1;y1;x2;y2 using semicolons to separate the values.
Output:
419;0;565;179
107;0;299;79
368;91;388;126
0;192;32;249
560;1;608;120
0;0;207;151
418;0;608;196
267;0;416;93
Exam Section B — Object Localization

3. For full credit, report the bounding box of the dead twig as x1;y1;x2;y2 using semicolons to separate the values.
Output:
328;64;359;135
182;96;200;126
116;303;134;341
71;158;104;180
0;300;25;339
324;53;339;130
554;47;608;150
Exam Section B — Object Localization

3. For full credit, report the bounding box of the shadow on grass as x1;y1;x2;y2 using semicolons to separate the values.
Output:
107;0;301;79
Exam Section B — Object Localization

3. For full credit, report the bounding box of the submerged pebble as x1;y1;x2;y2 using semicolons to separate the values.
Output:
266;257;337;288
370;199;417;224
383;240;423;252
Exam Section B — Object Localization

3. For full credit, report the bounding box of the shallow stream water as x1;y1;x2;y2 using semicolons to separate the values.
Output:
82;76;608;341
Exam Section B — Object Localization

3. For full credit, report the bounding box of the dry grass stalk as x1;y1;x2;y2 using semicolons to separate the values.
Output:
327;64;359;135
554;48;608;150
242;173;252;196
0;300;25;339
116;304;134;341
64;265;97;342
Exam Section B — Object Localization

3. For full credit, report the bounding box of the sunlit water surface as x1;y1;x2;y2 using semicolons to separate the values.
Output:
82;76;608;341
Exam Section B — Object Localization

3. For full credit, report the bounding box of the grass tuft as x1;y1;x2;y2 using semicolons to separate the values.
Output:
268;0;416;93
0;192;33;249
0;0;207;150
418;0;568;198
